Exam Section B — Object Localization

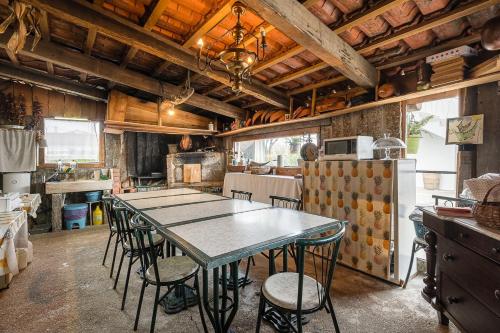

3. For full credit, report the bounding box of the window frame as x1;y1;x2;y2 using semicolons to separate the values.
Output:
232;127;320;167
39;117;105;169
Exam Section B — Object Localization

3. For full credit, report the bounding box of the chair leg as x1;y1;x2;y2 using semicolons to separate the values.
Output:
194;274;208;333
242;257;252;289
134;278;147;331
110;234;120;278
114;250;125;289
102;232;113;266
297;308;303;333
255;294;266;333
121;253;134;310
326;295;340;333
403;240;418;289
150;286;161;333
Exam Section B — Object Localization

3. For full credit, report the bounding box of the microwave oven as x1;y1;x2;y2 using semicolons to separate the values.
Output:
322;136;373;160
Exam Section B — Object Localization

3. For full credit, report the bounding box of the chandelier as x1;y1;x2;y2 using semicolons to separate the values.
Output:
196;1;267;94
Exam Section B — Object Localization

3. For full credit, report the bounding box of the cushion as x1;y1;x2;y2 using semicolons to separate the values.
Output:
262;272;323;311
146;256;198;283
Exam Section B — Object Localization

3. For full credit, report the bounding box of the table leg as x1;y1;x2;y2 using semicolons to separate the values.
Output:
202;262;240;333
422;230;437;303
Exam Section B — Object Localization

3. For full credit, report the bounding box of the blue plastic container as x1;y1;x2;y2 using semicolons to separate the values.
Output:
64;203;88;230
85;191;102;202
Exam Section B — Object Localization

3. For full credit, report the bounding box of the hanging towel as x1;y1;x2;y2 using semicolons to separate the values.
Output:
0;129;37;172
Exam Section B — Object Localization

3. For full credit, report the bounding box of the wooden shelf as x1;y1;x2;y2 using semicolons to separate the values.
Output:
216;71;500;138
104;120;217;136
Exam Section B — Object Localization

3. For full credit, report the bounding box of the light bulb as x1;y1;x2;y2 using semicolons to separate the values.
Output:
260;26;266;36
401;69;406;76
247;57;253;64
197;38;204;48
168;107;175;116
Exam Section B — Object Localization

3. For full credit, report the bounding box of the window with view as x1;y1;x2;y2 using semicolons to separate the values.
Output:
44;118;100;164
234;134;318;167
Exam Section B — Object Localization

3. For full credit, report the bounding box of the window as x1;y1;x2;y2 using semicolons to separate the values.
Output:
406;96;459;205
234;133;318;166
44;118;101;164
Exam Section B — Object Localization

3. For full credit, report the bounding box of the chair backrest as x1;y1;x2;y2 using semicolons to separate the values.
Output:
433;195;476;208
231;189;252;201
113;203;135;251
295;221;346;312
130;214;161;283
102;196;115;230
270;195;302;210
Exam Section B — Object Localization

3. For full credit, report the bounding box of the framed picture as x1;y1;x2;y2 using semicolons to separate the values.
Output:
446;115;483;145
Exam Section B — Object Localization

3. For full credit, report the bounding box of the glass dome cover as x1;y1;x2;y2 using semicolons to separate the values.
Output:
372;133;407;160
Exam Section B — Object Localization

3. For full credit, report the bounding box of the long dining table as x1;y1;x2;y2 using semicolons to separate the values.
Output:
114;188;341;333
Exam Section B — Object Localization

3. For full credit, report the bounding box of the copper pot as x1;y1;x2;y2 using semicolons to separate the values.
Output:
179;135;192;151
482;16;500;51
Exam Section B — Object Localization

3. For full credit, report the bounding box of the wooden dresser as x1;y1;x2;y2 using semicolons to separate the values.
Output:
421;208;500;333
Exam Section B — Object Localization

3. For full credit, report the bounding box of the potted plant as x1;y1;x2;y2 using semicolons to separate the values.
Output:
287;137;301;154
406;114;433;154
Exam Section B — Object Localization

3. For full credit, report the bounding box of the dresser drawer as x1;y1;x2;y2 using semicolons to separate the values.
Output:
450;223;500;264
437;235;500;316
441;274;500;333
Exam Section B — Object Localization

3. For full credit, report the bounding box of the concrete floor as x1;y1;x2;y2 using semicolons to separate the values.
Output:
0;226;459;333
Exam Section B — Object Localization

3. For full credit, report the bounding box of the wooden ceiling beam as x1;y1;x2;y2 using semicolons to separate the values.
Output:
0;34;245;119
223;93;247;103
152;61;172;78
0;61;107;102
183;0;235;48
242;100;266;108
39;9;54;74
80;27;97;82
29;0;288;108
142;0;170;30
268;62;330;87
288;75;347;95
358;0;495;55
202;84;227;96
248;0;414;76
243;0;377;87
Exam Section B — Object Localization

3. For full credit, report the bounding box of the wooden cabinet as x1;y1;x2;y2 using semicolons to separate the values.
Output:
422;209;500;332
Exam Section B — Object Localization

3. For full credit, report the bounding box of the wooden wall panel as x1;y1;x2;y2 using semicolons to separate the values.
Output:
64;94;82;118
33;86;49;117
81;98;97;120
48;91;65;117
14;83;33;115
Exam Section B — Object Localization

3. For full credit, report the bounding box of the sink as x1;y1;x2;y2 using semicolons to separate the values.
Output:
45;179;113;194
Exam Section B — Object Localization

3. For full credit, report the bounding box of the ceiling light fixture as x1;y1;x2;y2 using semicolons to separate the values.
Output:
196;1;267;94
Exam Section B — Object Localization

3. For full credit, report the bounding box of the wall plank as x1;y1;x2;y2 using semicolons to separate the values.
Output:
48;91;65;117
33;86;49;117
64;94;82;118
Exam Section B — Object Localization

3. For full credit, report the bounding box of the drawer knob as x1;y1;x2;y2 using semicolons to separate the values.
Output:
442;253;454;262
492;248;499;254
495;290;500;300
459;232;468;239
447;296;460;304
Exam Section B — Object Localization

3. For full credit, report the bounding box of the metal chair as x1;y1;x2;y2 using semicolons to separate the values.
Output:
231;189;253;201
102;196;121;278
263;196;303;274
256;221;346;333
130;214;207;333
402;196;477;288
113;204;165;310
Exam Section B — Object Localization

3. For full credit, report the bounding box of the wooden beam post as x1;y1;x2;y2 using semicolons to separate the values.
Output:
242;0;377;87
0;61;107;102
0;33;245;119
310;88;317;116
30;0;288;108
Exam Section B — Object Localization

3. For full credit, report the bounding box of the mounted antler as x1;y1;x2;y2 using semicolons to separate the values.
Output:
0;0;42;54
160;71;194;107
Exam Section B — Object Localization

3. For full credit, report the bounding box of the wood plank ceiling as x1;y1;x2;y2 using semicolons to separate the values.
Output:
0;0;497;119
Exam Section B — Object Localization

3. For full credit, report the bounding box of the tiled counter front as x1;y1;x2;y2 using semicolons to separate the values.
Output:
303;160;395;280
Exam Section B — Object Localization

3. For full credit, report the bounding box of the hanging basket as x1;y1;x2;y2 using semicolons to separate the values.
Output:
473;183;500;229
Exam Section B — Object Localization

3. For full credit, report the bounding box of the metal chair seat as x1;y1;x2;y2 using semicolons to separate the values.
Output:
145;256;198;285
262;272;322;311
124;233;164;250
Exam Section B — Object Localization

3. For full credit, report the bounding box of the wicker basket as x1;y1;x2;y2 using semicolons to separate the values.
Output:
473;183;500;229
